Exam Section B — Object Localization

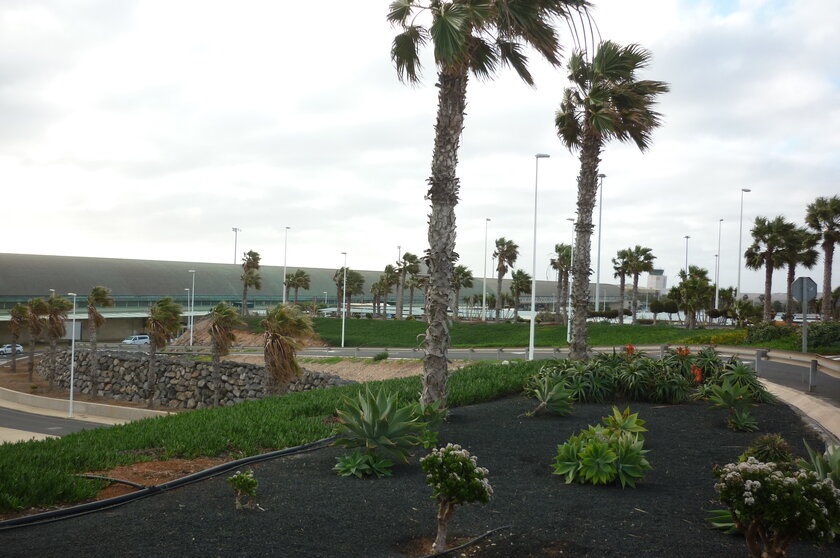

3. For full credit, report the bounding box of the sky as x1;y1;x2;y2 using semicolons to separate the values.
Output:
2;0;838;296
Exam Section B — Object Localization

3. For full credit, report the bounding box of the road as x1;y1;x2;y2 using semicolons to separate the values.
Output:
0;406;106;442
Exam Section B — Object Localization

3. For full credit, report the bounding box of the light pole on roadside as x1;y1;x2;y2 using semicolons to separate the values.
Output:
341;252;347;348
188;269;195;346
232;227;241;264
595;173;606;312
684;235;690;272
736;188;751;300
482;218;490;322
282;227;290;305
529;153;550;361
714;219;723;309
68;292;78;418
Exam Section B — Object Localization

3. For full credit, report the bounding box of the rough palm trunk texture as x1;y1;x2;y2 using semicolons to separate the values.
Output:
147;345;158;408
570;134;602;360
422;70;467;408
785;263;795;325
631;274;640;324
88;316;99;398
821;241;834;320
763;254;774;322
617;275;626;325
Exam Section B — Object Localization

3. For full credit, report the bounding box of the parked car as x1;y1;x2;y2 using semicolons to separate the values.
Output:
0;344;24;355
122;335;150;345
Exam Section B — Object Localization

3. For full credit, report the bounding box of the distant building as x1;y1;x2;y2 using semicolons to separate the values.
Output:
647;269;666;294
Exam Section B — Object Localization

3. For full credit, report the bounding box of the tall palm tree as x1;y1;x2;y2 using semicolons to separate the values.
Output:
805;195;840;320
625;246;656;324
389;0;588;407
676;266;713;330
333;267;347;317
395;252;420;320
407;274;426;319
555;40;669;358
290;269;311;306
8;303;28;375
778;227;819;325
208;302;244;406
87;285;114;398
45;295;73;389
25;298;48;382
450;265;474;320
240;250;261;316
745;216;795;322
493;237;519;321
335;268;366;318
509;269;532;320
550;243;572;323
382;264;399;316
262;304;314;394
146;297;182;408
612;249;631;325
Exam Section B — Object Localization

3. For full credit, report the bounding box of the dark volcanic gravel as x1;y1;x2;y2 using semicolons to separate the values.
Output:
2;396;839;558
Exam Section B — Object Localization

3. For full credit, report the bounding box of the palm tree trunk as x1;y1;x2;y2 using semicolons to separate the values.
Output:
495;272;503;321
785;262;795;325
48;339;57;389
631;274;640;324
212;341;221;407
453;288;460;320
763;255;774;322
409;284;415;318
820;241;834;321
336;286;342;316
27;334;36;382
554;272;562;323
570;134;602;359
294;287;299;306
147;345;158;408
10;334;18;374
396;272;405;319
89;316;99;399
513;291;519;320
618;275;626;325
242;283;249;317
421;68;467;408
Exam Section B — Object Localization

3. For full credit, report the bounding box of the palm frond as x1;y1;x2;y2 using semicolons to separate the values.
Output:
392;26;427;83
387;0;414;25
430;2;469;66
498;40;533;85
468;36;499;81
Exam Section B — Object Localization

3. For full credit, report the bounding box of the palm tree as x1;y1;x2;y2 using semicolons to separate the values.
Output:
509;269;532;321
407;274;426;319
555;40;669;358
240;250;261;316
450;265;474;320
333;267;347;317
335;268;366;318
395;252;420;320
612;249;631;325
493;238;519;321
87;286;114;398
805;195;840;320
389;0;587;407
25;298;48;382
676;266;714;330
8;303;28;375
382;264;398;316
778;227;819;325
289;269;311;306
146;297;182;408
550;243;572;323
208;302;244;406
744;216;795;322
45;295;73;389
262;304;314;394
625;246;656;324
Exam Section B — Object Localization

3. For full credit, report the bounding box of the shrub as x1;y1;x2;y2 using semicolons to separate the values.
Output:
372;351;389;362
333;449;393;478
422;444;492;554
740;434;796;465
745;322;795;344
796;321;840;349
709;380;758;431
522;374;574;417
226;470;258;510
800;440;840;486
713;458;840;558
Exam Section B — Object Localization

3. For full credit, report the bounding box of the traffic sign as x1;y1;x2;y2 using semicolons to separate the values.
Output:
792;277;817;303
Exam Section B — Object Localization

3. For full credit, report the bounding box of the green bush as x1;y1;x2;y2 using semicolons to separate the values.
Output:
745;322;795;344
372;351;389;362
739;434;796;465
797;321;840;349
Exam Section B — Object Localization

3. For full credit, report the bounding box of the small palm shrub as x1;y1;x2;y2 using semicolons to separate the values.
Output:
713;458;840;558
552;407;651;488
522;374;574;417
739;434;796;465
422;444;492;554
709;380;758;431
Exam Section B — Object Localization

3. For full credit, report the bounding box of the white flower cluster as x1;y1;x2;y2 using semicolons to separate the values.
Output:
421;443;493;501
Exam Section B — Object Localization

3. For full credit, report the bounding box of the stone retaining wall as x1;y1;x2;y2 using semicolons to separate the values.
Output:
39;349;354;409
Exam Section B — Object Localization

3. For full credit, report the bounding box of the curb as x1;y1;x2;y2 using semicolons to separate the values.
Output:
0;387;171;423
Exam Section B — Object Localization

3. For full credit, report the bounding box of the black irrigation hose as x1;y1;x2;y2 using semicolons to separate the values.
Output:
0;436;336;531
76;475;148;490
422;524;513;558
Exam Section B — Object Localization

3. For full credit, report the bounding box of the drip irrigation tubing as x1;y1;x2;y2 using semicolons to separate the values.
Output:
0;436;335;531
422;524;513;557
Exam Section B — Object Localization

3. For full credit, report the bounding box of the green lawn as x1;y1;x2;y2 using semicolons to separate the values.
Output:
312;318;707;348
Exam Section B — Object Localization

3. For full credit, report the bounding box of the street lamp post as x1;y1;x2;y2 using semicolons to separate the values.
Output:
482;218;490;322
282;227;290;305
595;173;606;312
714;219;723;309
529;154;550;361
232;227;241;264
736;188;751;300
341;252;347;348
188;269;195;346
49;288;55;299
566;218;575;344
684;235;690;272
67;292;77;418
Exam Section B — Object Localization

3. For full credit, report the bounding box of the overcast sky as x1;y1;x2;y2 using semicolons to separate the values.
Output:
2;0;838;296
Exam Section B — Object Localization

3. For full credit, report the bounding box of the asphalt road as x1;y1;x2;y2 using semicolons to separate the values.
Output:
0;407;106;437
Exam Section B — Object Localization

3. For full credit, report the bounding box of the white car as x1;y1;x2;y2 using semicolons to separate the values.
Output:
122;335;151;345
0;344;24;355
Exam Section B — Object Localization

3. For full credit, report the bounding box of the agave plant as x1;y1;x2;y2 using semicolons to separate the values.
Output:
602;407;648;440
720;360;775;403
334;387;423;463
613;433;652;488
524;375;574;417
800;440;840;485
616;360;654;402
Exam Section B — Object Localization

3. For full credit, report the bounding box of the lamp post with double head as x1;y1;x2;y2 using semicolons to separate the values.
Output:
232;227;241;264
684;235;690;272
529;153;550;360
736;188;751;300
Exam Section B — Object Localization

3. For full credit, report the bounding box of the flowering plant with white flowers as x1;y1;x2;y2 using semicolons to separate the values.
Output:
421;443;492;553
713;457;840;558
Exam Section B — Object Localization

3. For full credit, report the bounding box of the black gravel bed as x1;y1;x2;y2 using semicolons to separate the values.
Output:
2;397;839;558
